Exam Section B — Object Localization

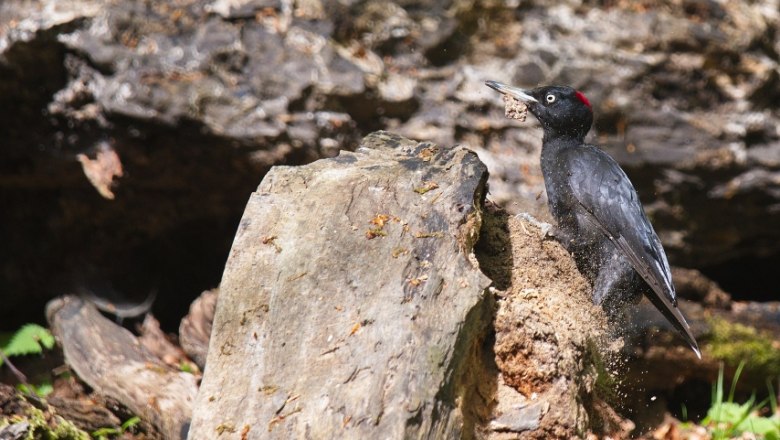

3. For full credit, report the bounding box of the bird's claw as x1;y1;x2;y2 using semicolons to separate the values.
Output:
515;212;555;239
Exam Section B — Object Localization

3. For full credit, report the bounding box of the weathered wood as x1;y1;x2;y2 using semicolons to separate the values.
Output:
179;289;218;370
46;396;121;433
188;131;492;439
138;313;193;370
46;296;197;439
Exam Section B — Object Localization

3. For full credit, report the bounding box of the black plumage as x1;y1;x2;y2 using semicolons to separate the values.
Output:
486;80;700;358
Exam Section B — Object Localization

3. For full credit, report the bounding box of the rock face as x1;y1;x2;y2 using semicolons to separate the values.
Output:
1;0;778;342
0;0;361;327
189;131;493;439
189;132;620;439
459;1;780;270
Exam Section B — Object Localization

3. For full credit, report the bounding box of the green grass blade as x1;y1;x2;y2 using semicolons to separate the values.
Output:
714;363;725;428
729;360;747;403
121;416;141;431
730;394;756;434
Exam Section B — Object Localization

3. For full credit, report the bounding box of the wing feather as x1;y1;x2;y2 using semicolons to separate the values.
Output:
563;146;700;357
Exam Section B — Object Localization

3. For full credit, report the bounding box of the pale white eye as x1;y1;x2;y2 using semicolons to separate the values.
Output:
546;94;556;103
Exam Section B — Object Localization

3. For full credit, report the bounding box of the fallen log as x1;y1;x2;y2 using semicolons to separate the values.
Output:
46;296;197;439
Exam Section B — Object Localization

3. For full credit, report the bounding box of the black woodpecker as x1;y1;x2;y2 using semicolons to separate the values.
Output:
486;80;700;359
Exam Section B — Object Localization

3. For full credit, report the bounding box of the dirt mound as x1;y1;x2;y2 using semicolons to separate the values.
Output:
476;204;627;438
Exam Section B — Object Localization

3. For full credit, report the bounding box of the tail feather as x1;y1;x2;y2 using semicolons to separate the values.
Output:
609;236;700;358
644;291;701;359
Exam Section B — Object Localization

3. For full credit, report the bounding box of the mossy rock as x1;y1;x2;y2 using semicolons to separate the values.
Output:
0;391;90;440
706;317;780;378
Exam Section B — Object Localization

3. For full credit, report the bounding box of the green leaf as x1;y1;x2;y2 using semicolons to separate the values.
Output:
17;381;54;397
179;362;195;374
33;381;53;397
706;401;743;424
2;324;55;357
91;416;141;439
744;415;780;436
38;329;55;350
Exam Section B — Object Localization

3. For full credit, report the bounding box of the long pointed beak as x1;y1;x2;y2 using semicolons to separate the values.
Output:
485;80;538;103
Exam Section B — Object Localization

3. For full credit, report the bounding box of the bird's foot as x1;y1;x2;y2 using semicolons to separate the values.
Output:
514;212;554;238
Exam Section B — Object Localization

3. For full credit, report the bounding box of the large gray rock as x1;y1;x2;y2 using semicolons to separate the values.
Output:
188;132;623;439
189;131;492;439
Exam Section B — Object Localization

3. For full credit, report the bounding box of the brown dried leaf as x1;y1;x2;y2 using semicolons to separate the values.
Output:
76;143;124;200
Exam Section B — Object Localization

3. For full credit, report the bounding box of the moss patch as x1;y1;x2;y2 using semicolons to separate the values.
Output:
0;400;90;440
706;317;780;377
588;339;619;405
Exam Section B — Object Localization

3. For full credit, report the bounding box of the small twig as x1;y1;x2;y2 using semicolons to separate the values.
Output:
0;350;28;384
0;349;45;404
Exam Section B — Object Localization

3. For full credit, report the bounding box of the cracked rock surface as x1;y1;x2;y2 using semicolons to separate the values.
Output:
190;131;492;439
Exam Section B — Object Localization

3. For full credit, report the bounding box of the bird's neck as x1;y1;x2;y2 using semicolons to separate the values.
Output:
540;134;583;177
541;133;584;152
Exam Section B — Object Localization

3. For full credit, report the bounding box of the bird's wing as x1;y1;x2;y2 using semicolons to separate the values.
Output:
563;146;673;300
562;146;700;357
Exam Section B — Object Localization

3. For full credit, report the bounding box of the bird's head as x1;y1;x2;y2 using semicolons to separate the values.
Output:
486;81;593;141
